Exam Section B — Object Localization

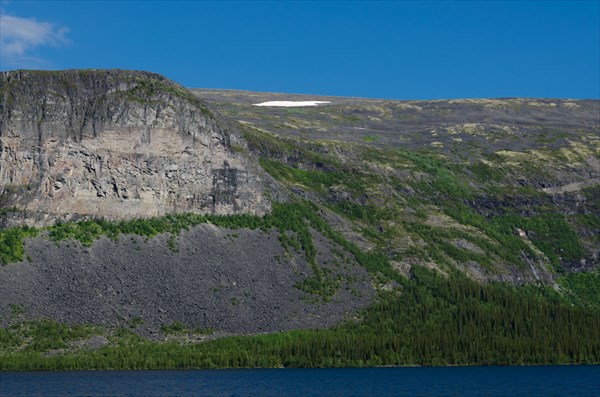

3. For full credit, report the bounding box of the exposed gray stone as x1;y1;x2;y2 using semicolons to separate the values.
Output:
0;226;374;335
0;70;270;226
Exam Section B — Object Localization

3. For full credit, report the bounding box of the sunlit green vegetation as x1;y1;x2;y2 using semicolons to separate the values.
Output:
1;267;599;370
558;272;600;311
396;149;472;200
468;161;505;182
1;201;373;299
489;213;584;269
0;226;38;264
245;128;591;270
258;158;366;195
1;205;378;304
0;319;100;354
256;137;587;272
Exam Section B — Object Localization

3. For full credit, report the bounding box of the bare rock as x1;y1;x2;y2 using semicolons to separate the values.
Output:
0;70;270;226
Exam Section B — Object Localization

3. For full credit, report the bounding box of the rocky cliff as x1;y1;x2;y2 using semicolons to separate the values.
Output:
0;70;269;226
0;70;598;337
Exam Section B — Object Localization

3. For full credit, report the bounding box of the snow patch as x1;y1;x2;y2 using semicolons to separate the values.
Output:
253;101;331;107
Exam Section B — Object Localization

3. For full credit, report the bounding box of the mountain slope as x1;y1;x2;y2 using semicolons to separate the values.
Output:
194;89;599;280
0;70;599;369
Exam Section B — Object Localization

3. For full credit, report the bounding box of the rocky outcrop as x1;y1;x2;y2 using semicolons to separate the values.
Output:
0;70;269;226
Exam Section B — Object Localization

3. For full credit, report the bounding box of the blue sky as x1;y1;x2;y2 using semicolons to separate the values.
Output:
1;1;599;99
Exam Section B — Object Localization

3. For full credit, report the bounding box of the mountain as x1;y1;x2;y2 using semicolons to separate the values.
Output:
0;70;372;335
0;70;599;370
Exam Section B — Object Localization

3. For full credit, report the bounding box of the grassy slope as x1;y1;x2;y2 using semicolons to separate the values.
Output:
246;126;592;274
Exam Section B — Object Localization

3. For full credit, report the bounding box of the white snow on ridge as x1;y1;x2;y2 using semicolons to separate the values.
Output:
253;101;332;107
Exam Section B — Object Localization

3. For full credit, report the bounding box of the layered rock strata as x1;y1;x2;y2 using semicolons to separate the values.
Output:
0;70;269;226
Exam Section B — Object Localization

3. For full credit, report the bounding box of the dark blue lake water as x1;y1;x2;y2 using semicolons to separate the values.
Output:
1;365;598;397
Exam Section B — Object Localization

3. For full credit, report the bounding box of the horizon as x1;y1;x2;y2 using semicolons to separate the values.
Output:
3;68;598;101
1;1;599;100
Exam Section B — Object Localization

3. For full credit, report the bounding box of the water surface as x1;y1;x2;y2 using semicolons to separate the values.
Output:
1;365;598;397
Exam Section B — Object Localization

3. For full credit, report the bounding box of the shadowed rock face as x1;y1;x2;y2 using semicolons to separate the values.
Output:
0;70;270;226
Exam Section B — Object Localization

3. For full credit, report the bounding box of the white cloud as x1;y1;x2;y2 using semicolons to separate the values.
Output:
0;12;70;69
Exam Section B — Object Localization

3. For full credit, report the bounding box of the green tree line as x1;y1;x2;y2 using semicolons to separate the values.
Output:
2;267;599;371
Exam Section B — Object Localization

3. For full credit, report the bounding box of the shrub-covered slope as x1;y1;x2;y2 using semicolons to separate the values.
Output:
195;89;599;281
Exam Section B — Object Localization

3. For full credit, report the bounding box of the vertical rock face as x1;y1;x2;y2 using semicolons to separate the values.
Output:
0;70;269;225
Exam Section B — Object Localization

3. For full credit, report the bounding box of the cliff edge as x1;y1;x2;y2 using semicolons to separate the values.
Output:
0;70;269;226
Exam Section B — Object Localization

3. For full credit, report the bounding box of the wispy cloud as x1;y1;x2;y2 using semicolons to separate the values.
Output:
0;12;70;69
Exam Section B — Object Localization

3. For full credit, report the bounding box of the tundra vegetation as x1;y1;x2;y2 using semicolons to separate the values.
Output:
1;74;599;369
